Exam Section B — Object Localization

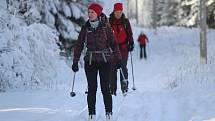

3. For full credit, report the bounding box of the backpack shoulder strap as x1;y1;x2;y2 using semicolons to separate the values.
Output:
83;27;88;56
102;23;114;52
122;18;128;34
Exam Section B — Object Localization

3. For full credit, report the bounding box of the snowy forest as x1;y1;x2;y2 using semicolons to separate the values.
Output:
125;0;215;27
0;0;215;121
1;0;214;91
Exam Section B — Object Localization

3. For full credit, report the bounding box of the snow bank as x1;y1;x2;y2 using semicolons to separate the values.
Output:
0;10;72;91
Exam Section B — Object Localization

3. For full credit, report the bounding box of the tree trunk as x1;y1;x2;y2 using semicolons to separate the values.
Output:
152;0;156;29
199;0;207;64
136;0;138;24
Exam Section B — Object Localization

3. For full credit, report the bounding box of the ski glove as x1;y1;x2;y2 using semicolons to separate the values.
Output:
72;63;79;72
128;41;134;52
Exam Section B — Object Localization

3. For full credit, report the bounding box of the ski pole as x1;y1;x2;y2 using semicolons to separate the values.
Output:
119;68;128;96
130;52;136;90
70;72;76;97
147;43;149;59
119;68;126;82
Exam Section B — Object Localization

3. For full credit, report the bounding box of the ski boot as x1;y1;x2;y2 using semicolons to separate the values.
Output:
106;112;113;121
110;89;117;96
88;114;96;121
121;80;128;96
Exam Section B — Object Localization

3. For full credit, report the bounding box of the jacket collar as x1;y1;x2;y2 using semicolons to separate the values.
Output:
85;13;108;29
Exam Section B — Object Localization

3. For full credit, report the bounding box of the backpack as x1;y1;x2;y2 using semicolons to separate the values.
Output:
82;22;114;65
109;13;129;46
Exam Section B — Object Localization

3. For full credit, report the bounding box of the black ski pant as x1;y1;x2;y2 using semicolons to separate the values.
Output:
84;61;112;115
110;59;128;93
140;44;147;59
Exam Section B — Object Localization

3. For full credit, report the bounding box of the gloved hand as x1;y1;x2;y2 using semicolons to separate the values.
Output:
128;41;134;52
72;63;79;72
116;60;123;69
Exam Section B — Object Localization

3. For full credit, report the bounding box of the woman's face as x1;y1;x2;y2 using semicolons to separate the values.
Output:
88;9;98;21
114;10;123;19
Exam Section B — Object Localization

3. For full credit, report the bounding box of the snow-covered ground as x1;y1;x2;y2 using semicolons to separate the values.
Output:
1;1;215;121
1;26;215;121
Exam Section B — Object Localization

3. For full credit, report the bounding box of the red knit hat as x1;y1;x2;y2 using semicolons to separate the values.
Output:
114;3;123;12
88;3;103;16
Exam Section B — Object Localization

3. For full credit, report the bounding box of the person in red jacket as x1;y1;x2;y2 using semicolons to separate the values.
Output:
137;31;149;59
109;3;134;96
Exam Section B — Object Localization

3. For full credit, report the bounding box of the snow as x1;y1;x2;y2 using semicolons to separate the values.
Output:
24;7;42;24
1;1;215;121
1;26;215;121
62;1;72;17
69;3;82;19
58;14;79;40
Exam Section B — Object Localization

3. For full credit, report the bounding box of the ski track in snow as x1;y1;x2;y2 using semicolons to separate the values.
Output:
1;84;215;121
